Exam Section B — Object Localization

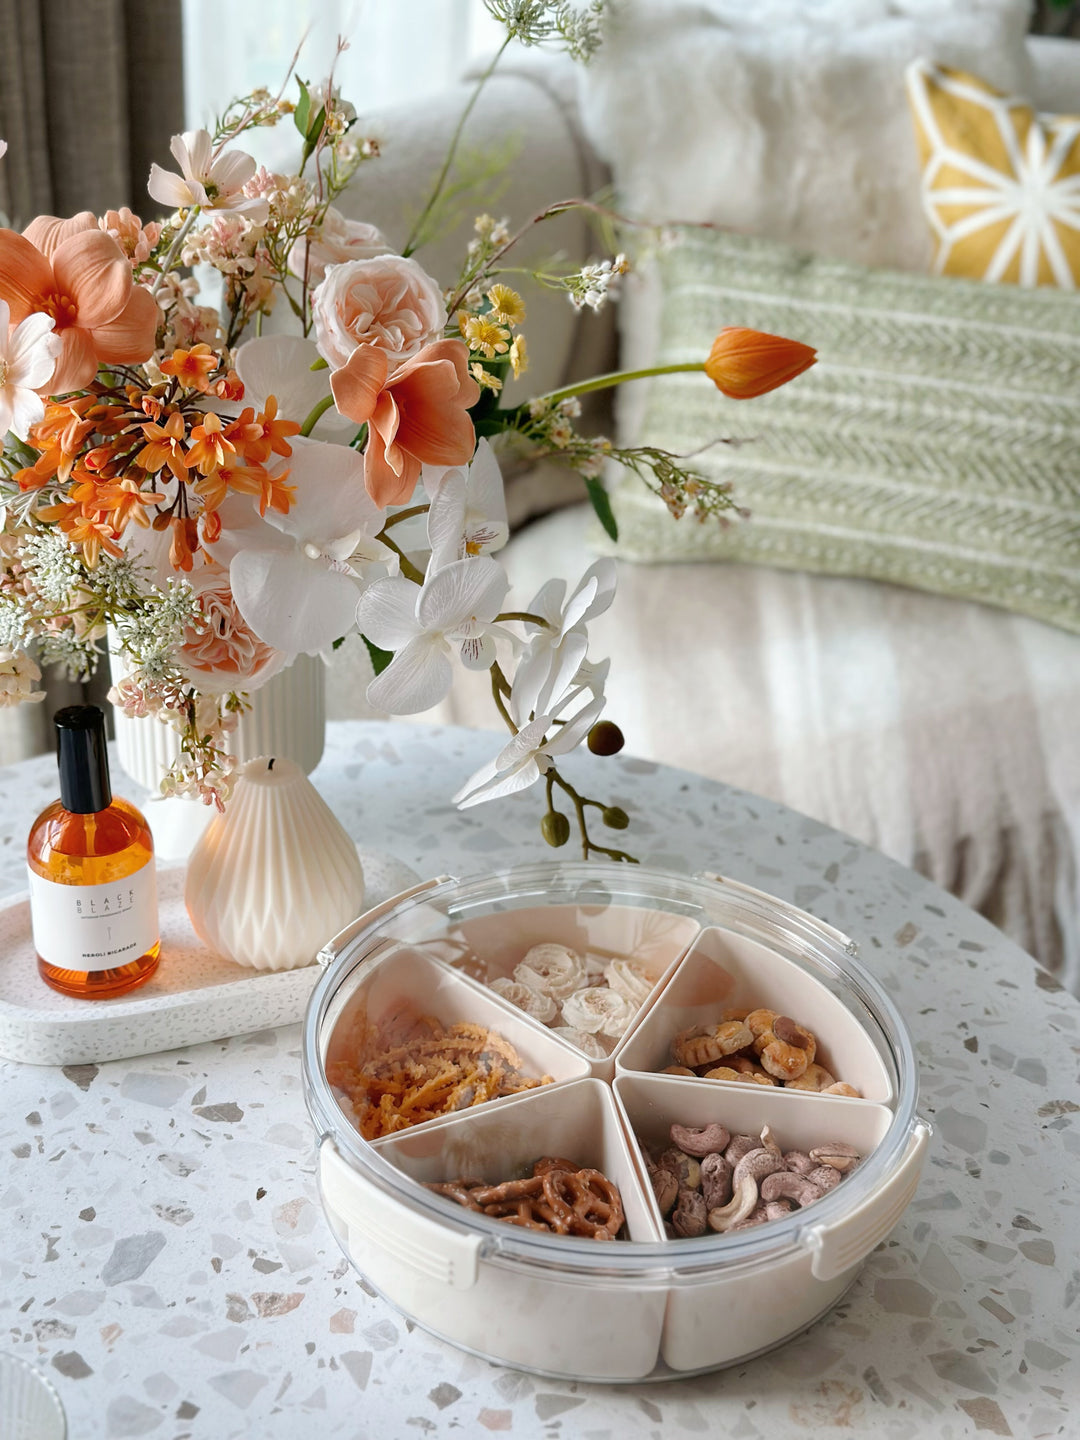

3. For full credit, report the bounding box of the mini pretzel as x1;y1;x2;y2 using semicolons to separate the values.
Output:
425;1158;626;1241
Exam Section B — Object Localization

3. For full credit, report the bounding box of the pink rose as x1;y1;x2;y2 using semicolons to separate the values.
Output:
289;205;390;287
312;253;444;371
180;567;289;695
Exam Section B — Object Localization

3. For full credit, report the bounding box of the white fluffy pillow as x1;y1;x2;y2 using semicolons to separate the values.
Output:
581;0;1034;271
579;0;1035;436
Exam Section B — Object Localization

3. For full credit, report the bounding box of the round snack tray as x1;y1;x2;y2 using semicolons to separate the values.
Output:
305;864;930;1381
0;849;419;1066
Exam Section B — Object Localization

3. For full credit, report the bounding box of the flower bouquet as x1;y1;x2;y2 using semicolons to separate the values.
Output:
0;1;814;860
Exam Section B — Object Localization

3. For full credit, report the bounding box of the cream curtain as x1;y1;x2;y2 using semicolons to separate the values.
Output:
0;0;184;764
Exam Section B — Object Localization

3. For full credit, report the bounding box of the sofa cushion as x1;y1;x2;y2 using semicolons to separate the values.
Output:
600;229;1080;634
906;58;1080;286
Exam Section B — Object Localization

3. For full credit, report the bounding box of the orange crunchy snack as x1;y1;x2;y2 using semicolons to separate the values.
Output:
327;1010;553;1140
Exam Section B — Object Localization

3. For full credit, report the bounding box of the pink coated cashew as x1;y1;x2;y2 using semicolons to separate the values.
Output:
759;1171;825;1207
700;1152;733;1211
671;1186;708;1238
708;1174;759;1232
723;1133;761;1166
670;1122;731;1157
806;1165;843;1193
782;1150;815;1175
731;1147;785;1191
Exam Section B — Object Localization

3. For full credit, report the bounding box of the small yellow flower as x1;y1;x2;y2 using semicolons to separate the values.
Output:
509;333;528;379
463;315;510;359
469;362;503;394
487;284;526;327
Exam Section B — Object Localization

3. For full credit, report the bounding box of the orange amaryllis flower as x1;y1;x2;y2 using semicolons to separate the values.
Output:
330;338;480;507
0;213;157;393
704;328;817;400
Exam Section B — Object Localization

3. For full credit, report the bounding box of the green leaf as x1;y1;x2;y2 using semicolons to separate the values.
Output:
472;415;513;438
294;79;311;136
361;634;394;676
585;477;618;541
300;106;326;167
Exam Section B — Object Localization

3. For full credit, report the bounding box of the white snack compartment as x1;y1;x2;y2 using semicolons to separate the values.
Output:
615;1072;926;1372
618;924;893;1102
330;1078;667;1379
322;945;590;1134
427;902;700;1078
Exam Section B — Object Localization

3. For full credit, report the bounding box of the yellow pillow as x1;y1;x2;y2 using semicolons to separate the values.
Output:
905;58;1080;288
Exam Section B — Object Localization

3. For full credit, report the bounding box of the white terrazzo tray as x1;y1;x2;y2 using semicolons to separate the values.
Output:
0;849;419;1067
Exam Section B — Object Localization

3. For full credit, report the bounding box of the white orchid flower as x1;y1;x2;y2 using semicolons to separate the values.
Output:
510;559;617;726
453;688;606;809
358;556;510;715
233;334;355;440
0;302;60;440
423;438;509;572
148;130;269;222
205;436;385;655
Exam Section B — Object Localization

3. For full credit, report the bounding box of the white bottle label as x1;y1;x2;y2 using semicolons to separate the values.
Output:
28;861;158;972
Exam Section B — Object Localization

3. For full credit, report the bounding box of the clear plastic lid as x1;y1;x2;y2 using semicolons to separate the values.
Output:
302;862;923;1286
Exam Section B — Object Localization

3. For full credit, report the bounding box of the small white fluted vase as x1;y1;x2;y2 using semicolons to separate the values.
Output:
185;755;365;971
110;646;326;860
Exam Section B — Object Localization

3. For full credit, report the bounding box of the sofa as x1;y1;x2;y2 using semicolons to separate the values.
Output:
325;14;1080;996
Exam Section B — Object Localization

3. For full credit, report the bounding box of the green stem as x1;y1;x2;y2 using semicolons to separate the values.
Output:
533;362;706;409
299;394;335;437
402;35;512;257
490;664;514;731
549;769;637;863
495;611;553;627
379;533;425;585
379;503;430;531
151;206;201;298
309;357;329;371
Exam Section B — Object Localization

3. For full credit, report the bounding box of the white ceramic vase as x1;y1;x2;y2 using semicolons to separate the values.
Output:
110;647;327;860
184;755;365;971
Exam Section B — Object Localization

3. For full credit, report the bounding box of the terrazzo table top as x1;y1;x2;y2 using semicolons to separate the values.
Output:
0;719;1076;1440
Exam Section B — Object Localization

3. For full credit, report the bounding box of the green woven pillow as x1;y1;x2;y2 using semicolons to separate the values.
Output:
608;232;1080;634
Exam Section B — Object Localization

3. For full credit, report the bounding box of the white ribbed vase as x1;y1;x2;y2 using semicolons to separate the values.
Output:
111;651;327;786
185;755;365;971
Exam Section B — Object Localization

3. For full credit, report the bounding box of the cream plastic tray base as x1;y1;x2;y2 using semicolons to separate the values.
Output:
0;849;419;1066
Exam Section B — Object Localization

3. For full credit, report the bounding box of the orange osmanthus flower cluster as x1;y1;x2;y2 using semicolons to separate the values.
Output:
15;345;299;571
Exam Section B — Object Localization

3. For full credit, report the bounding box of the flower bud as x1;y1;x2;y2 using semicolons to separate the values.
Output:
602;806;629;830
541;811;571;847
704;328;816;400
587;721;624;755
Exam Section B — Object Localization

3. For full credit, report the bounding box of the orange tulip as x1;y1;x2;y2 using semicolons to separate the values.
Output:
704;327;816;400
330;338;480;507
0;213;157;393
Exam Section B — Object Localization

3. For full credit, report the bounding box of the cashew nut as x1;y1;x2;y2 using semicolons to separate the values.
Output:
671;1186;707;1238
708;1174;759;1232
809;1142;860;1173
700;1152;733;1210
759;1171;825;1207
670;1122;730;1157
759;1124;782;1158
657;1148;701;1190
651;1167;679;1216
782;1150;815;1175
807;1164;842;1193
723;1133;761;1166
763;1199;794;1221
732;1146;785;1190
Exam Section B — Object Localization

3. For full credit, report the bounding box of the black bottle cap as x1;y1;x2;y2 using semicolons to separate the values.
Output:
55;705;112;814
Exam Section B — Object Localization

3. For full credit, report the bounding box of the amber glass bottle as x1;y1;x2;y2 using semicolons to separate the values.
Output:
27;705;160;998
